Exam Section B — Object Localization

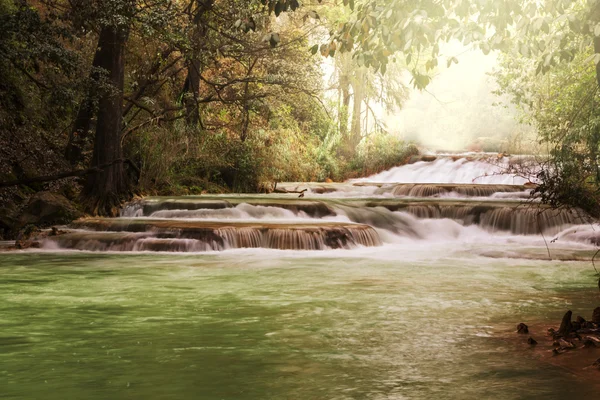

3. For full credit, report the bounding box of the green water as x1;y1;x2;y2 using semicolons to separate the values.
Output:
1;250;598;399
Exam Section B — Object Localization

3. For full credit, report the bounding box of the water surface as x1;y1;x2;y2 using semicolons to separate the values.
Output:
1;249;598;399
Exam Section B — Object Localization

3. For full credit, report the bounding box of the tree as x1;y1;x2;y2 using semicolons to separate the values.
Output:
327;0;600;89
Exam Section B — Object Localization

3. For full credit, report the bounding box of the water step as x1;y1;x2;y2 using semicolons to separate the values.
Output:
381;183;530;197
123;197;335;218
350;199;585;235
53;218;382;251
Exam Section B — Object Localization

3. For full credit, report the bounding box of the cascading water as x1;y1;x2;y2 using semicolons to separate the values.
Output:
4;154;600;399
41;155;595;251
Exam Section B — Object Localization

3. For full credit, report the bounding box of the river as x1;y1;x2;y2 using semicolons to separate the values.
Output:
1;155;598;399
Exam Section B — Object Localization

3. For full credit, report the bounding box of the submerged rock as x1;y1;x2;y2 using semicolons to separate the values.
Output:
527;337;537;345
517;323;529;334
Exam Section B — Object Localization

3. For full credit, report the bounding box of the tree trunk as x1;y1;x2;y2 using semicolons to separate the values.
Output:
65;49;103;166
339;74;350;137
594;35;600;88
182;0;213;125
346;72;366;157
81;25;130;215
350;79;364;149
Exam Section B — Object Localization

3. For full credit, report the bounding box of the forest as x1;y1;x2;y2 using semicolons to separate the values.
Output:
1;0;600;226
4;1;600;397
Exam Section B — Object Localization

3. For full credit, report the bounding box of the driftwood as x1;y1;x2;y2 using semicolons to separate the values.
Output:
0;158;140;189
273;188;308;194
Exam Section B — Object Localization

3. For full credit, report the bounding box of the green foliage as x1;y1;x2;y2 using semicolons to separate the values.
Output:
345;134;419;178
329;0;600;90
495;43;600;215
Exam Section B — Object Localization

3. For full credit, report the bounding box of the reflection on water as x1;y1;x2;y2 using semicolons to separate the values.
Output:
0;251;597;399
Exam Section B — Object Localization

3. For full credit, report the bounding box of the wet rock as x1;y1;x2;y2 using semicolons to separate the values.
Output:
17;191;81;229
593;358;600;368
577;316;587;324
15;240;40;249
16;224;40;242
592;307;600;324
50;226;67;236
547;328;556;336
572;321;582;332
558;310;573;336
584;336;600;347
584;339;597;348
527;337;537;345
558;338;576;349
517;323;529;334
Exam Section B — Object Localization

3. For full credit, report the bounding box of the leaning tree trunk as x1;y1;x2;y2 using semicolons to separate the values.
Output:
81;25;130;215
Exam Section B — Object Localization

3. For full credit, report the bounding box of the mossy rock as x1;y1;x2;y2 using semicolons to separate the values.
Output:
17;191;82;229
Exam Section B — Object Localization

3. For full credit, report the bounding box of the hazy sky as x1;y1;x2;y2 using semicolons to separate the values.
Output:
385;42;523;151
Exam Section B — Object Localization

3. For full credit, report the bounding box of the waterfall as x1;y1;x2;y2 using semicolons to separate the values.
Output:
43;155;597;253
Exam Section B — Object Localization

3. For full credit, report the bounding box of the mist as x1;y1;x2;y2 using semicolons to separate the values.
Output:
385;42;532;153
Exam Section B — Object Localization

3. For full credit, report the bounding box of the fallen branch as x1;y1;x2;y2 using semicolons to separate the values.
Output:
273;188;307;194
0;159;140;188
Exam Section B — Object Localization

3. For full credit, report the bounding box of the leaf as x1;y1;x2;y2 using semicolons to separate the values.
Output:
290;0;300;11
349;0;354;11
274;1;283;17
481;42;490;55
309;44;319;55
307;10;319;20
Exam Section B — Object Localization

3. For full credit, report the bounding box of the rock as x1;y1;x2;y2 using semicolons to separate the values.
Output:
517;323;529;334
584;339;597;348
577;316;587;324
49;226;66;236
0;206;17;240
17;191;81;229
592;307;600;324
16;224;40;241
558;338;576;349
547;328;556;336
572;321;582;331
15;240;40;249
593;358;600;368
558;310;573;336
527;337;537;345
584;336;600;347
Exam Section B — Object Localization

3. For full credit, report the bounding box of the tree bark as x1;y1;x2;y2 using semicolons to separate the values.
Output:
65;49;103;166
594;35;600;89
182;0;213;126
339;74;350;138
350;78;364;150
81;24;130;215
